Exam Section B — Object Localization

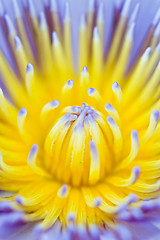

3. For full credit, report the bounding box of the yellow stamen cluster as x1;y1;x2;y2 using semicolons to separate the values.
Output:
0;0;159;232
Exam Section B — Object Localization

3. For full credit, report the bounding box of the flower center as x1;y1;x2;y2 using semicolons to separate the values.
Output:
44;103;113;186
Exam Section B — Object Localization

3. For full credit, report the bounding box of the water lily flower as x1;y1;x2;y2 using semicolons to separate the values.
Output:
0;0;160;239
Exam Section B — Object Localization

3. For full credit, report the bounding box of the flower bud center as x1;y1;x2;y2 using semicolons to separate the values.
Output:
44;103;112;186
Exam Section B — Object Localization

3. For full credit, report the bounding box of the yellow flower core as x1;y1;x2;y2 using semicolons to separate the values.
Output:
0;0;160;232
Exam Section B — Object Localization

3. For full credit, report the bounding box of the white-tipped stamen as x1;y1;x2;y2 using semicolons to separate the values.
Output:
17;108;27;136
105;103;120;123
57;184;69;198
93;26;100;42
14;36;22;50
88;87;103;104
96;2;104;48
123;47;152;102
154;22;160;37
41;100;59;118
141;46;152;62
109;166;141;187
93;197;102;207
126;22;135;41
14;36;28;77
12;0;21;18
92;26;103;74
64;1;70;22
4;14;16;37
97;2;104;25
88;0;95;13
142;110;159;143
107;116;123;153
28;144;38;169
80;14;87;31
129;3;140;26
50;0;58;13
80;66;89;88
62;79;73;93
119;130;139;168
79;16;88;70
112;82;123;105
28;0;36;18
39;11;47;30
25;63;34;94
89;140;100;184
52;31;66;70
121;0;131;18
64;2;72;69
152;8;160;26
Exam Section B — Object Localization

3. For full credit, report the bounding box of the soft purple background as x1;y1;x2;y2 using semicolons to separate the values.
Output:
0;0;160;69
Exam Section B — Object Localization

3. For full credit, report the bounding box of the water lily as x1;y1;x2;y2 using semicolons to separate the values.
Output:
0;0;160;239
